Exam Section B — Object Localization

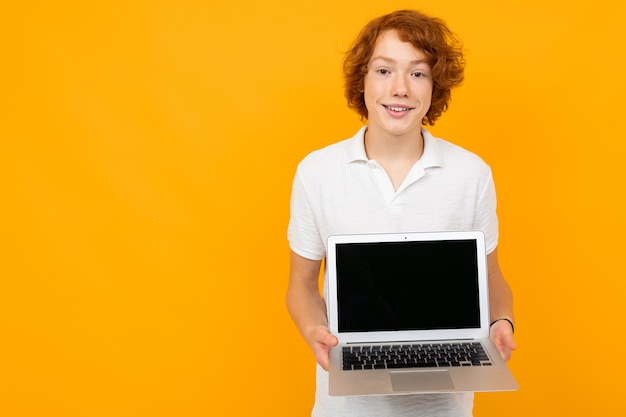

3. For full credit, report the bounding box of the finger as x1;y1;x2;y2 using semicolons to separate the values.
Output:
314;327;338;347
324;333;339;347
317;352;330;371
497;338;516;361
507;338;517;351
314;342;333;371
500;332;516;350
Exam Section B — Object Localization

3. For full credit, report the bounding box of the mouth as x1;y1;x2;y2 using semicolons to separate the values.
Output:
383;104;414;112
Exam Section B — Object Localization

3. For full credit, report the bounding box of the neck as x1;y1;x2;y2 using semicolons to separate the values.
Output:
364;127;425;163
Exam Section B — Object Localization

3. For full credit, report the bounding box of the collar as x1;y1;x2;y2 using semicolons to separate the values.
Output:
346;125;444;169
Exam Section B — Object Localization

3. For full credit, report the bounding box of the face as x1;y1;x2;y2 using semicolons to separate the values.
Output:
363;30;433;138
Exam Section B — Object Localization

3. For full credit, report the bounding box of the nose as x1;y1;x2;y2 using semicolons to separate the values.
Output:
391;74;409;97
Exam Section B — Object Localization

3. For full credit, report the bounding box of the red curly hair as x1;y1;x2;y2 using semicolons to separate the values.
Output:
343;10;465;126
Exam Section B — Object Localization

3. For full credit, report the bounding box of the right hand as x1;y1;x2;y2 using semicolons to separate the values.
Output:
308;325;338;371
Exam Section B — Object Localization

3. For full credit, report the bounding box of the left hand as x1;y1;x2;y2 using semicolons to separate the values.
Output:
489;319;516;361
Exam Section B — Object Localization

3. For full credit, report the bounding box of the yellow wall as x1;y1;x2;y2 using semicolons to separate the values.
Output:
2;0;625;415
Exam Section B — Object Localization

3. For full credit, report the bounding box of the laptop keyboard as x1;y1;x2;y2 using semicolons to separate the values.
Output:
342;341;492;371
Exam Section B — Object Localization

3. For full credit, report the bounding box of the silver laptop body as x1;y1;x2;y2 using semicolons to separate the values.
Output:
326;231;518;396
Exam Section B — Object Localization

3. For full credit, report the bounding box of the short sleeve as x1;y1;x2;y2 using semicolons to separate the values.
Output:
474;168;499;254
287;165;326;261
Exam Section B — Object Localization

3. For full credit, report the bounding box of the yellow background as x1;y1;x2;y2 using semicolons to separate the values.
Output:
2;0;625;415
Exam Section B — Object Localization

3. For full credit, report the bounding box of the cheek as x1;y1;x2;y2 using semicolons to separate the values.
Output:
363;80;384;102
421;85;434;105
426;91;433;105
362;84;378;109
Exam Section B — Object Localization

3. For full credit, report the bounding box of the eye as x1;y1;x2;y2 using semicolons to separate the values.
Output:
375;68;391;75
411;71;425;78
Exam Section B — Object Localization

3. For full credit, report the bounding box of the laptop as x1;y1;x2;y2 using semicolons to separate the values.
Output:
326;230;518;396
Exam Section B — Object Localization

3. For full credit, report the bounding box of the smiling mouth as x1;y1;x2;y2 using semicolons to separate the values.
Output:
383;105;413;112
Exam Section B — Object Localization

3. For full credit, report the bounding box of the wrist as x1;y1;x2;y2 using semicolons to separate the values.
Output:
490;318;515;334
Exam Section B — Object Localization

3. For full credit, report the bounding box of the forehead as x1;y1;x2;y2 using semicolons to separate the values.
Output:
370;30;428;63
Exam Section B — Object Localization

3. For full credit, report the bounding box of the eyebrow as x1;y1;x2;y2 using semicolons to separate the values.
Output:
369;56;429;66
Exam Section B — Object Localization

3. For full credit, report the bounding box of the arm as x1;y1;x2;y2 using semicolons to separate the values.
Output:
286;250;338;371
487;247;517;361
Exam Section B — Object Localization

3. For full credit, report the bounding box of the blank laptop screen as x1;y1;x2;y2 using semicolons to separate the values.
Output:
335;239;481;333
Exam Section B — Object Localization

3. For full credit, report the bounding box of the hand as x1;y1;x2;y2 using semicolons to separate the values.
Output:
307;325;338;371
489;319;516;362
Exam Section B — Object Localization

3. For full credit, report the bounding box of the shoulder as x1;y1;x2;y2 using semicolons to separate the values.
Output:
433;135;492;176
296;127;365;177
298;139;350;171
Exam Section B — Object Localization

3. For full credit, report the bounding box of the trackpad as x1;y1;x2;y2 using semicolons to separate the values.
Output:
390;370;454;392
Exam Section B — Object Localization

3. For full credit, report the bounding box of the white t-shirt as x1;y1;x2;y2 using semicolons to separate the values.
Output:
288;126;499;417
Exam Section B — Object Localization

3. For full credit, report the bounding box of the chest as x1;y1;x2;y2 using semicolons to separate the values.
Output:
314;166;481;237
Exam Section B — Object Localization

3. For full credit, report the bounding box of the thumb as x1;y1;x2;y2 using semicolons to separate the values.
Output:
316;327;338;347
